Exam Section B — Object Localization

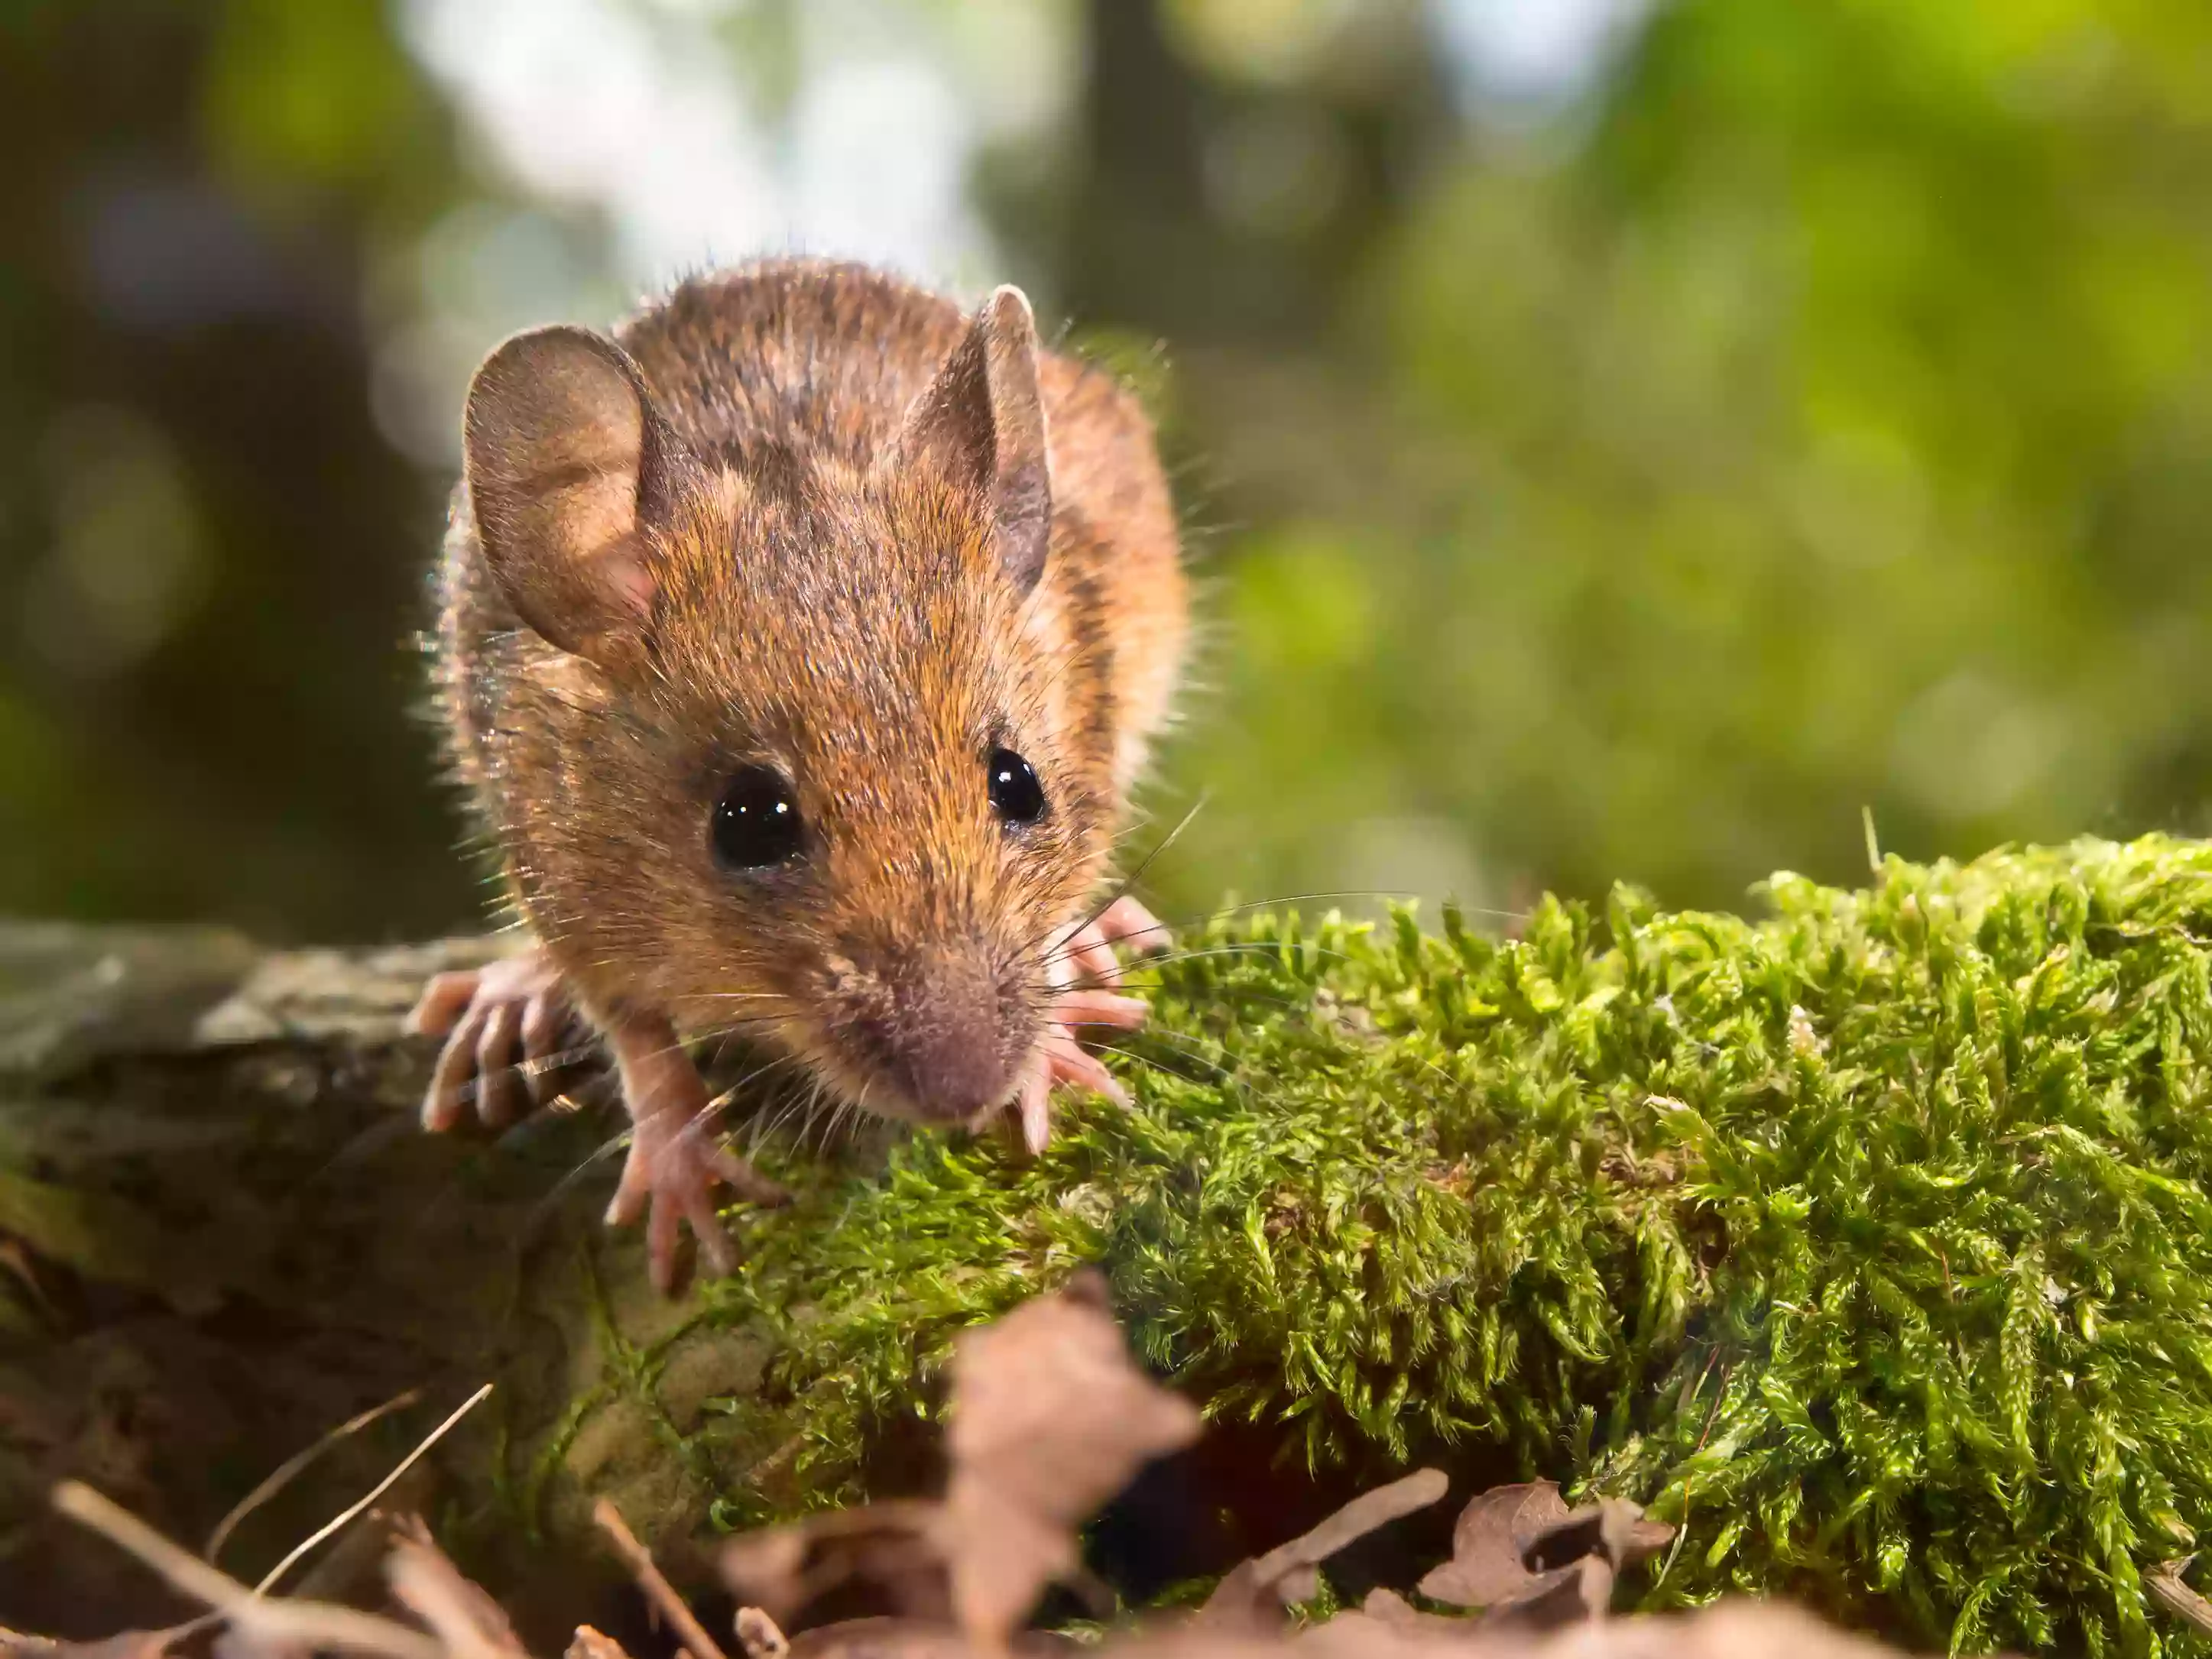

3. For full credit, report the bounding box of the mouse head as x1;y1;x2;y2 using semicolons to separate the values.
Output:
462;285;1114;1131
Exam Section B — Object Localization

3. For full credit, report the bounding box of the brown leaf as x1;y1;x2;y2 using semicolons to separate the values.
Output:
1416;1482;1571;1609
1294;1590;1513;1659
1527;1599;1996;1659
1350;1589;1470;1637
735;1609;792;1659
1201;1469;1451;1630
0;1632;180;1659
781;1618;1078;1659
1418;1482;1672;1628
1522;1501;1674;1578
1479;1556;1614;1634
938;1271;1204;1644
718;1501;952;1628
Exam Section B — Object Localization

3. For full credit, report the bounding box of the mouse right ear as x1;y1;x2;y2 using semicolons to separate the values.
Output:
881;286;1054;596
462;325;673;668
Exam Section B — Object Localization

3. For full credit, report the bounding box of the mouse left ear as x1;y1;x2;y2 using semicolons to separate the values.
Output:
462;324;685;669
884;285;1052;595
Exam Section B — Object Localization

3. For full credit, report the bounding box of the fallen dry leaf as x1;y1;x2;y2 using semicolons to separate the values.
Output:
719;1501;952;1628
1417;1482;1571;1610
0;1633;183;1659
1306;1588;1470;1643
779;1618;1078;1659
1530;1600;1999;1659
1482;1556;1613;1635
720;1274;1202;1648
1523;1503;1674;1579
1201;1469;1451;1630
938;1271;1204;1644
1417;1483;1674;1630
1366;1589;1473;1633
735;1608;792;1659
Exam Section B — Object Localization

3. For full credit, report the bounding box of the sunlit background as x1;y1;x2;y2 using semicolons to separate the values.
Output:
6;0;2212;942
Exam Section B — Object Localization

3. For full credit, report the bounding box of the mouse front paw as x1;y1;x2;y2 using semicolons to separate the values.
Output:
605;1114;790;1294
1013;898;1176;1158
606;1015;790;1295
1012;896;1172;1152
407;946;590;1131
1010;987;1151;1155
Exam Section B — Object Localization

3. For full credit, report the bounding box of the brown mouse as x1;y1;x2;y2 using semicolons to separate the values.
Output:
405;258;1189;1292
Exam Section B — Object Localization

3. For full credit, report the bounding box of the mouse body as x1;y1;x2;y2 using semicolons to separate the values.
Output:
407;258;1188;1290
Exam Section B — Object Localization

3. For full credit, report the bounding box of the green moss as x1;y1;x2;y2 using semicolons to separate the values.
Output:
638;834;2212;1655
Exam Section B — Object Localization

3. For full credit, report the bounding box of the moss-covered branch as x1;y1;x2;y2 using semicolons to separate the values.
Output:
12;836;2212;1654
684;834;2212;1656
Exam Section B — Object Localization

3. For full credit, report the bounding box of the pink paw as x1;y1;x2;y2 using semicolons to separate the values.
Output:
606;1016;790;1296
406;948;589;1130
1014;896;1173;1152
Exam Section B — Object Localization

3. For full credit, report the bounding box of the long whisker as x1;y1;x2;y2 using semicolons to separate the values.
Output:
1033;940;1360;982
1089;1042;1213;1087
1026;792;1211;961
745;1068;818;1155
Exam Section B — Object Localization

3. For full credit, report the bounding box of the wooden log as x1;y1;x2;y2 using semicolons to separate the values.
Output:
0;922;767;1644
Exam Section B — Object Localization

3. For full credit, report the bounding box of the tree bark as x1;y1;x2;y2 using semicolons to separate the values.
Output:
0;922;753;1644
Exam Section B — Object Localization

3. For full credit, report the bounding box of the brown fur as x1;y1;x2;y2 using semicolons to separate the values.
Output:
429;258;1187;1125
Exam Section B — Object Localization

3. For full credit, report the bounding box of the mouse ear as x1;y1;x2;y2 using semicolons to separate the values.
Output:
462;324;676;666
886;285;1053;595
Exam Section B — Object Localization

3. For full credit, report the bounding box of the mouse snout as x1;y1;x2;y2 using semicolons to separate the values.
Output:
837;940;1026;1123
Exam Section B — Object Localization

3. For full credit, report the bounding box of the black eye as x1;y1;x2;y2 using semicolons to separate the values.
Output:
988;747;1046;826
712;765;803;870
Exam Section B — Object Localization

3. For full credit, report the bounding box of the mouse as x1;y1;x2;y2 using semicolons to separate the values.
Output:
404;258;1189;1293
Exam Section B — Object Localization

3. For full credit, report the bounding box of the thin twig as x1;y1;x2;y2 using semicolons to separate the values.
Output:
387;1530;531;1659
2149;1559;2212;1636
49;1482;442;1659
206;1386;427;1565
592;1498;729;1659
255;1383;494;1595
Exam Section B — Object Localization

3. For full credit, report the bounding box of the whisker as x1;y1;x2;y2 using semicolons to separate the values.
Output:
1023;793;1211;960
1034;939;1357;980
744;1071;816;1155
1090;1042;1212;1087
1163;891;1534;929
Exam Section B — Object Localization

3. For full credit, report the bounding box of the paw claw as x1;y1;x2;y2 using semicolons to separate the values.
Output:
1095;895;1170;955
1007;1056;1060;1154
407;970;482;1038
608;1017;781;1296
475;1001;524;1127
411;949;585;1132
1012;896;1166;1149
425;1005;488;1131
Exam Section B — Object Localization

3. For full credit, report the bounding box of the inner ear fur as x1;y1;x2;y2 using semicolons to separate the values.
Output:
462;323;678;665
886;285;1054;595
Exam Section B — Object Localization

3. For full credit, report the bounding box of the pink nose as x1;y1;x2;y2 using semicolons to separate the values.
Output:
847;943;1022;1121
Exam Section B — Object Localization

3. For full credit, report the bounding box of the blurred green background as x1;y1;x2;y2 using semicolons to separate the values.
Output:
5;0;2212;943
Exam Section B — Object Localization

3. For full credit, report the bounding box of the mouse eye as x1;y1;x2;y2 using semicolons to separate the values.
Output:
988;747;1047;826
712;765;804;870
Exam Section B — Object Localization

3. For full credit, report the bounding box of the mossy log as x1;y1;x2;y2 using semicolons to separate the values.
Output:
11;837;2212;1655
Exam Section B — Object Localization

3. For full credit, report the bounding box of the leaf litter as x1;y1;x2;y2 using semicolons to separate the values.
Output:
11;1275;2011;1659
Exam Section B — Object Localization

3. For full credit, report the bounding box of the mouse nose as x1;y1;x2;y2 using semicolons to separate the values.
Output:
849;942;1022;1122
